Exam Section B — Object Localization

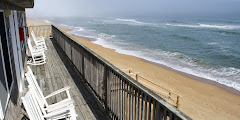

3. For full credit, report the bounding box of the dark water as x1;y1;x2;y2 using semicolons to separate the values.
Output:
43;16;240;91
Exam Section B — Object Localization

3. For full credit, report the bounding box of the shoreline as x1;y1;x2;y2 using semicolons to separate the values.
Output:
66;28;240;95
75;34;240;95
27;19;240;120
145;59;240;95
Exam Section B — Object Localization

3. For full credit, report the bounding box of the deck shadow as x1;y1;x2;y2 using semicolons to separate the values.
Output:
50;38;111;120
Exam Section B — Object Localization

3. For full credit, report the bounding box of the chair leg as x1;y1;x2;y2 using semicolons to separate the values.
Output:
21;115;30;120
70;108;77;120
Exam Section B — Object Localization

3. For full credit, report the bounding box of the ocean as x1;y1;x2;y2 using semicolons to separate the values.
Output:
42;15;240;91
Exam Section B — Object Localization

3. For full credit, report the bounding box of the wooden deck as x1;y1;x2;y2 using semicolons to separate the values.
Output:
24;38;110;120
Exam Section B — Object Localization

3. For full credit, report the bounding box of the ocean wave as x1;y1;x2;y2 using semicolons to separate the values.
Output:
59;24;67;27
166;23;197;28
207;42;219;45
223;20;240;24
66;25;116;42
146;52;240;91
115;18;158;27
43;20;51;23
166;23;240;29
76;27;85;31
214;30;240;35
59;24;73;28
116;18;144;24
64;25;100;41
98;33;116;38
172;34;196;41
199;24;240;29
92;37;240;91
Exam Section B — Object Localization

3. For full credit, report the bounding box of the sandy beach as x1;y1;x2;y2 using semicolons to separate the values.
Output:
27;19;240;120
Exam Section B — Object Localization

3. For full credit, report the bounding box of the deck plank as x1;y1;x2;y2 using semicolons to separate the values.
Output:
28;38;110;120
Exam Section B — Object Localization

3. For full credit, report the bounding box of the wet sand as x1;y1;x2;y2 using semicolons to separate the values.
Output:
27;19;240;120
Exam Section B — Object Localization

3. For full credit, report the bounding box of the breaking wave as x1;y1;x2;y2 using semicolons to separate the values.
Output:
166;23;240;29
116;19;144;24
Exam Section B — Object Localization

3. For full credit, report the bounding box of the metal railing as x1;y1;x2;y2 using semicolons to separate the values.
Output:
28;25;191;120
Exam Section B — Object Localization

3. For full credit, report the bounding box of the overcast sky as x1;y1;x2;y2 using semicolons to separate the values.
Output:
26;0;240;17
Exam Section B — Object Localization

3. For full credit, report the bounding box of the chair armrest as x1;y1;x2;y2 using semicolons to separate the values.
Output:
35;39;45;43
36;36;45;41
35;41;45;45
32;50;45;54
45;86;71;99
40;36;45;40
32;52;45;56
44;104;75;118
33;46;45;51
45;99;74;112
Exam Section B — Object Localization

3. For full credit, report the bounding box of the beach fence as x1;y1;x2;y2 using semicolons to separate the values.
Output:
121;68;180;108
28;25;191;120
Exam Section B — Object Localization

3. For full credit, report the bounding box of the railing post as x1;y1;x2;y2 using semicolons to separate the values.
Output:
136;74;139;81
82;48;85;78
176;96;180;108
169;92;172;99
63;34;65;52
70;40;73;60
103;65;110;114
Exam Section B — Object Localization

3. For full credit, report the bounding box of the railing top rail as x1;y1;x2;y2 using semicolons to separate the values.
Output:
29;25;191;120
28;25;52;27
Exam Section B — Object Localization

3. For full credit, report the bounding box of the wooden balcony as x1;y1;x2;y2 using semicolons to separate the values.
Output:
24;25;191;120
24;32;110;119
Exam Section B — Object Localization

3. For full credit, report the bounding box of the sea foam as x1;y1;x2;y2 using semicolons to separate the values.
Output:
166;23;240;29
115;18;157;26
91;37;240;91
116;19;144;24
43;20;51;23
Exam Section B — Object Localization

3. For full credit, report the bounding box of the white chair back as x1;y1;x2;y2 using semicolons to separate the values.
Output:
31;31;47;51
31;31;37;41
28;86;47;115
21;90;45;120
25;66;78;120
25;66;49;110
27;38;46;65
27;38;33;54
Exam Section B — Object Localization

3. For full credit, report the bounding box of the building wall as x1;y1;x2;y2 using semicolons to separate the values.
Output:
0;2;28;119
3;81;22;120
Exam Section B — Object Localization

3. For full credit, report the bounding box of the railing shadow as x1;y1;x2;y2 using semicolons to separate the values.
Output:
50;38;111;120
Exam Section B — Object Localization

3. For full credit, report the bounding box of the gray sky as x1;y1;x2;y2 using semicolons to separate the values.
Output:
26;0;240;17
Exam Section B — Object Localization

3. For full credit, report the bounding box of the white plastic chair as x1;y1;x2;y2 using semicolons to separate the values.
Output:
25;66;76;116
27;39;46;65
28;38;46;52
22;89;77;120
31;31;47;50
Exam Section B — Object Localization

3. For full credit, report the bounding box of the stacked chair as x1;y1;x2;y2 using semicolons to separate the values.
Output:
23;31;77;119
31;31;47;51
27;38;46;65
27;31;47;65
